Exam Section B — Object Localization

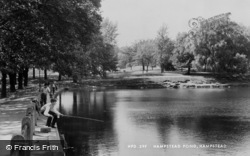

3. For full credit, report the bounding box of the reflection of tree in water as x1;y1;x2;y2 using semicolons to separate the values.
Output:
58;115;107;156
64;132;90;156
156;115;250;144
176;116;250;146
58;89;118;156
73;92;78;115
154;116;174;144
128;112;175;145
76;89;90;117
130;113;250;150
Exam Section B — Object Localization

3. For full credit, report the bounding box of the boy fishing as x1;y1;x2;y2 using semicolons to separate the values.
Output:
40;98;63;128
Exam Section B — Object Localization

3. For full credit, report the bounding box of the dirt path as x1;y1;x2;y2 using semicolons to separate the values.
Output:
0;83;39;139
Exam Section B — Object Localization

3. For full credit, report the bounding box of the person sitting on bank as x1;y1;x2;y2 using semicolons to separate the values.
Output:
40;98;63;128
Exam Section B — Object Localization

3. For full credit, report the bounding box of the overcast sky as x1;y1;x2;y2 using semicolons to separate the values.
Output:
100;0;250;47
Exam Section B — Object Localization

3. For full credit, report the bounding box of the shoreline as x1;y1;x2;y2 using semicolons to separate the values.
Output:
57;76;250;90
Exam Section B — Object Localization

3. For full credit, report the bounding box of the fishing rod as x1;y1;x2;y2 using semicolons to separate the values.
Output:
61;114;105;123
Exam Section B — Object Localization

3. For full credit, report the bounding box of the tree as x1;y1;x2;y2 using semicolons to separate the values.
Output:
194;17;250;74
135;40;157;72
101;18;118;46
0;0;102;97
86;34;118;78
0;0;39;94
98;19;119;77
174;33;195;75
156;25;174;72
118;46;136;69
37;0;102;79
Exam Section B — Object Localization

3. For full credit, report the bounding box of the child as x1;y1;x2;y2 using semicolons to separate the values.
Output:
40;83;51;106
40;98;63;128
51;81;58;95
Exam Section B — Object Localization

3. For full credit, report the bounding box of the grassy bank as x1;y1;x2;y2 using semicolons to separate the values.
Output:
75;67;250;89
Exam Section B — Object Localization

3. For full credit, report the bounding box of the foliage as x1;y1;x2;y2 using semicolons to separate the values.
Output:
135;40;157;71
99;18;119;76
0;0;102;71
101;18;118;46
174;33;195;74
0;0;103;97
118;46;136;69
194;18;250;73
71;18;119;80
156;24;175;72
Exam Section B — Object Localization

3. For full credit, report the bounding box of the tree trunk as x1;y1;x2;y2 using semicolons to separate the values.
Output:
9;73;16;92
204;63;207;72
18;71;24;89
1;71;7;98
102;71;107;79
14;73;17;85
73;92;77;115
73;75;78;83
142;61;145;71
203;59;207;72
33;67;35;79
161;64;164;73
23;67;29;87
58;73;62;81
187;66;191;75
146;65;149;72
44;69;47;80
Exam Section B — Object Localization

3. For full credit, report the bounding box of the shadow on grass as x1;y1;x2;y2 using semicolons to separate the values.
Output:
80;78;166;89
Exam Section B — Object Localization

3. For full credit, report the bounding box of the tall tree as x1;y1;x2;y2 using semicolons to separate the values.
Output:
135;40;157;72
156;25;174;72
101;18;118;46
174;33;195;75
118;46;136;69
195;17;250;74
98;18;119;77
0;0;102;97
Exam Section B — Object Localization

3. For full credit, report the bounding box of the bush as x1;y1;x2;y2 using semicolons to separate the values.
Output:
163;62;176;71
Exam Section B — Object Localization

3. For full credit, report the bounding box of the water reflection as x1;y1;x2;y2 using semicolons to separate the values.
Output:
58;88;250;156
58;89;116;156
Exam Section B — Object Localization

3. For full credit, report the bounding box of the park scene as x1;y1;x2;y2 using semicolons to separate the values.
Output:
1;0;250;156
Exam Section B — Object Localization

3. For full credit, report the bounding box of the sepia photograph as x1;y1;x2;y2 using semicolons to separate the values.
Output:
1;0;250;156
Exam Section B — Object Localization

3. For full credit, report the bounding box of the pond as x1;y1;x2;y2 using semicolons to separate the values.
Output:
57;87;250;156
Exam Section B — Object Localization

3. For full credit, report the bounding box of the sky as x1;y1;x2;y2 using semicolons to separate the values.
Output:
100;0;250;47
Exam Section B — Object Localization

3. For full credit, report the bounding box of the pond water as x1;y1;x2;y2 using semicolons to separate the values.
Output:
57;87;250;156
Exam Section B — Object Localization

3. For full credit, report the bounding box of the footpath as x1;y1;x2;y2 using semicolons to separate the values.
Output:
0;83;65;156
